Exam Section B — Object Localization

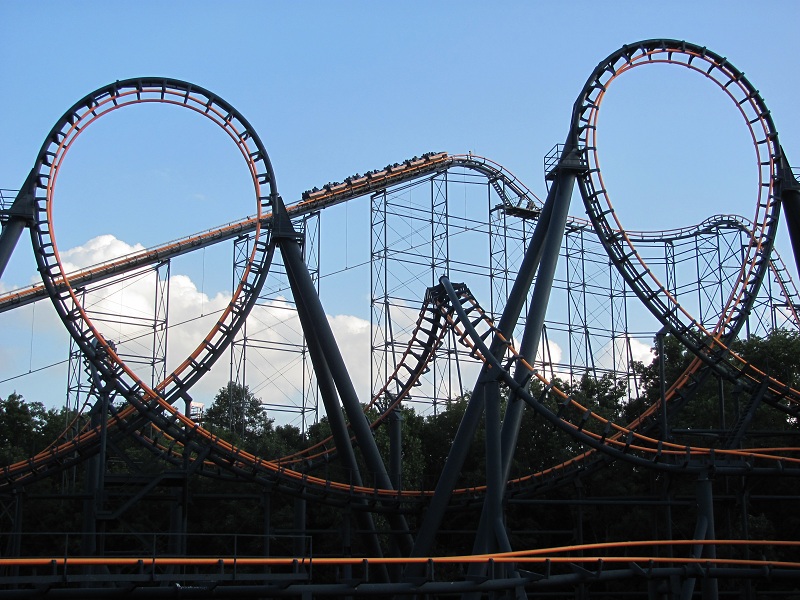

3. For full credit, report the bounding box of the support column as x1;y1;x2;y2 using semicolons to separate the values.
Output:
272;196;412;561
81;386;110;557
779;153;800;282
7;491;22;558
299;319;388;568
697;473;719;600
681;471;718;600
277;206;394;491
389;407;403;491
0;219;25;278
293;497;307;558
262;490;271;558
0;173;35;279
740;480;754;600
498;165;577;477
657;328;670;441
409;147;580;567
473;159;579;561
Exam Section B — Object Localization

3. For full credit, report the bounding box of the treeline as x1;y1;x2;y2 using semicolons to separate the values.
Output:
0;393;65;465
0;330;798;563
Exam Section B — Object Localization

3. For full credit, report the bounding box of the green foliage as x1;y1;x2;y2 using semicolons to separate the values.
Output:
733;329;800;389
2;327;797;568
626;329;799;441
202;382;302;459
0;392;63;465
203;383;272;439
417;396;484;488
366;405;426;491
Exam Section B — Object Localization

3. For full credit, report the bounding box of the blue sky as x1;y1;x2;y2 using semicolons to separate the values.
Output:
1;1;799;412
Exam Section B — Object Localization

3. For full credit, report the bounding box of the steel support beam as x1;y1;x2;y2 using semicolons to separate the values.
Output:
779;152;800;283
271;197;412;558
0;173;35;279
407;158;570;567
472;155;578;562
287;275;388;569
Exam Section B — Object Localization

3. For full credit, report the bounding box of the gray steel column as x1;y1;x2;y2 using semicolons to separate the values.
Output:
275;204;392;488
271;198;412;557
472;159;577;560
0;219;25;279
500;165;576;475
289;272;389;569
778;151;800;281
407;177;560;566
781;190;800;283
389;407;403;491
262;491;271;558
292;497;306;558
657;328;670;440
698;473;719;600
0;174;36;279
483;379;510;551
680;471;718;600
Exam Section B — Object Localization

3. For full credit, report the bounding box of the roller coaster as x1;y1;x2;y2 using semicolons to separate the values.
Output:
1;39;800;598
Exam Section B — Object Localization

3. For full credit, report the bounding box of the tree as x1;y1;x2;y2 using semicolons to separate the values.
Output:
628;330;799;439
203;382;274;453
732;329;800;390
0;392;62;465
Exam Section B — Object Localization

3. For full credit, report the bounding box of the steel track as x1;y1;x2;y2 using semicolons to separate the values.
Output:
0;39;799;597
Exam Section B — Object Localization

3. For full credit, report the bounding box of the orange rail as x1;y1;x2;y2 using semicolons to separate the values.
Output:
1;539;798;568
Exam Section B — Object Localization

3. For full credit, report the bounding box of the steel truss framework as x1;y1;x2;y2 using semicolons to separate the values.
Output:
371;172;798;411
229;211;321;432
0;39;799;599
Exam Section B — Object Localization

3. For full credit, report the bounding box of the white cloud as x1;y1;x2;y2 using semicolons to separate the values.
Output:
629;337;655;364
598;335;653;373
328;312;371;396
536;338;562;368
46;236;381;420
59;234;146;272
